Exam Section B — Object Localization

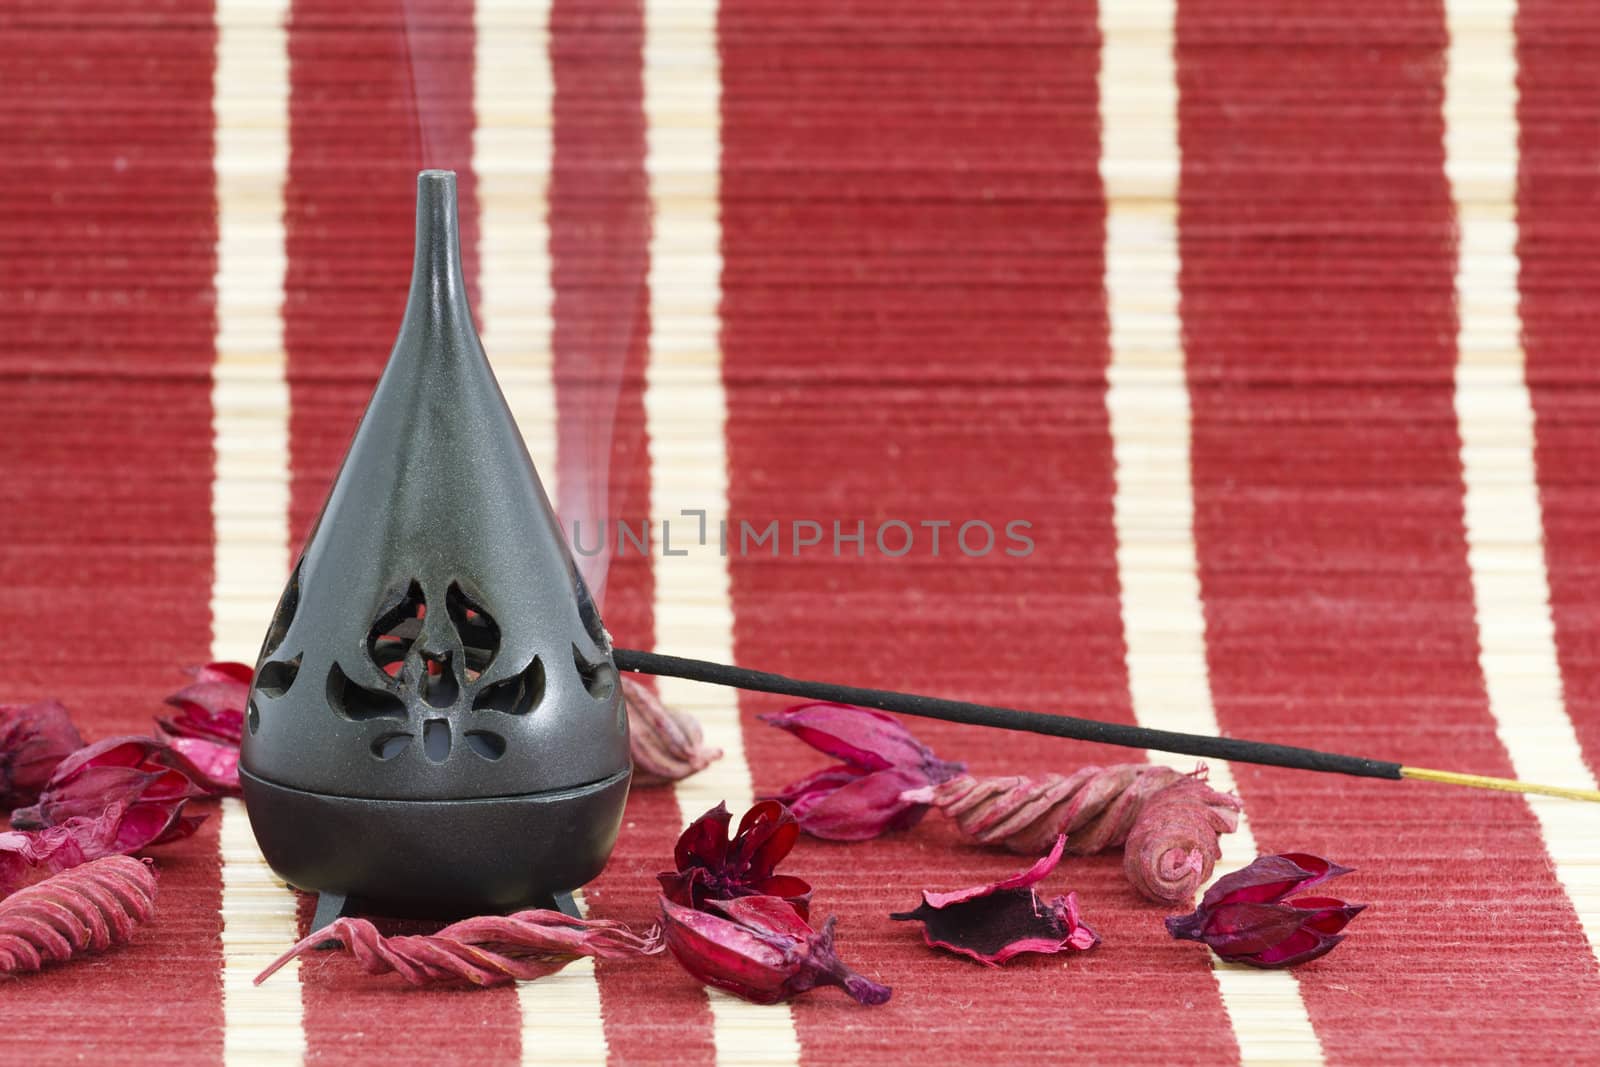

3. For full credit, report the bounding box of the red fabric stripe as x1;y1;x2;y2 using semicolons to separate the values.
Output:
1518;6;1600;780
719;3;1240;1061
0;3;224;1061
285;0;480;545
543;0;716;1060
283;3;520;1061
1177;3;1600;1061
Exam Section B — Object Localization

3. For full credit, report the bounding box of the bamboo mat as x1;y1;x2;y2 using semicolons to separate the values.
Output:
4;0;1600;1064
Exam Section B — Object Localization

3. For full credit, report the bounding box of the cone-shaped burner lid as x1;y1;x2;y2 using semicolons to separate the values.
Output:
241;170;628;804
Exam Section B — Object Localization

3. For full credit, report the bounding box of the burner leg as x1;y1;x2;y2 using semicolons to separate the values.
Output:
309;890;352;945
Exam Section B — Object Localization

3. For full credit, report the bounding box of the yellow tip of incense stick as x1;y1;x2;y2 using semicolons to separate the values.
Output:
1401;766;1600;803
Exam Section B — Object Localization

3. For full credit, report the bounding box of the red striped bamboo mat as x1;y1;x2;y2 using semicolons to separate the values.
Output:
3;0;1600;1063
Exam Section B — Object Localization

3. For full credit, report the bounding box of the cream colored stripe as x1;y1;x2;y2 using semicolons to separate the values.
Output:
212;0;303;1062
476;0;558;483
472;4;608;1061
1100;3;1325;1063
644;0;804;1062
1446;0;1600;957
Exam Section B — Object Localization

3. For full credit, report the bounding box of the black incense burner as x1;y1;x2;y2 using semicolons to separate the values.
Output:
240;170;630;925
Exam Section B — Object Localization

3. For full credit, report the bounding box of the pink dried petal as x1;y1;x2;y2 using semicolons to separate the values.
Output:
890;836;1100;967
659;801;812;918
0;803;139;894
190;662;255;687
762;704;963;841
160;662;250;747
781;766;933;842
0;855;158;976
11;736;210;848
158;705;244;747
0;701;84;807
1124;772;1242;904
771;764;863;808
41;735;207;786
761;703;930;771
255;908;663;988
918;835;1064;910
165;736;240;796
661;895;890;1006
622;677;721;785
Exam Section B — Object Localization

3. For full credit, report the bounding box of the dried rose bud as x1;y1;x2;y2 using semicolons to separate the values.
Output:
659;801;812;918
1124;772;1241;903
159;662;250;746
661;894;890;1006
1166;853;1365;968
0;701;84;807
0;855;158;975
256;908;663;988
623;677;721;786
906;763;1242;904
890;835;1099;966
762;703;964;840
10;736;210;847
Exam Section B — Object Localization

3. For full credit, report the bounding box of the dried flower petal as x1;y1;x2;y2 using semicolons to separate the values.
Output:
11;736;210;847
763;703;964;840
661;894;890;1006
160;662;250;746
623;677;722;785
0;855;158;976
1196;851;1352;906
0;701;84;807
890;835;1099;966
660;801;812;917
164;736;240;795
0;803;143;895
1166;853;1365;968
909;764;1242;904
255;909;663;988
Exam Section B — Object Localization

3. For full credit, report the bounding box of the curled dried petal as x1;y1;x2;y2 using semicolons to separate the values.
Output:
916;765;1178;854
890;836;1099;966
0;803;141;895
0;856;158;976
255;909;663;988
622;677;722;786
0;701;84;807
915;764;1242;904
1124;773;1242;904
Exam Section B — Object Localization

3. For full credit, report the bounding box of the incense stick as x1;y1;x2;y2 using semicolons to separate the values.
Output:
613;648;1600;803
